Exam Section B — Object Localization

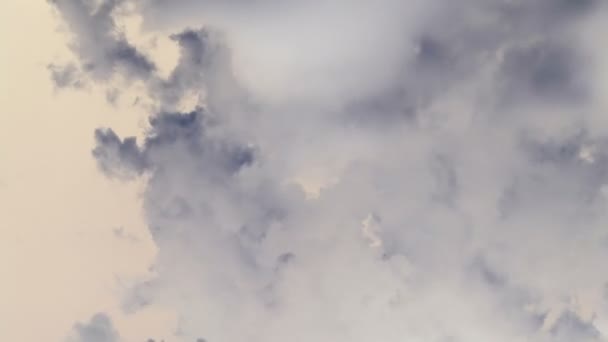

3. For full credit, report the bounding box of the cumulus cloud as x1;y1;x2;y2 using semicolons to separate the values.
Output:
49;0;608;341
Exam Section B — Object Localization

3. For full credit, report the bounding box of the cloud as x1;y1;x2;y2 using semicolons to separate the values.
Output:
93;108;255;180
136;0;431;106
48;63;86;89
49;0;608;341
93;127;146;179
67;313;120;342
549;311;602;342
49;0;155;82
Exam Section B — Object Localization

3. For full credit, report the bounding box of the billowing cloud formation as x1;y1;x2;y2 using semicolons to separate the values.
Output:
49;0;608;341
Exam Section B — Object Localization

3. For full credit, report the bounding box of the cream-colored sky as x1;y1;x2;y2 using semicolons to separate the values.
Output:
5;1;608;341
0;2;175;340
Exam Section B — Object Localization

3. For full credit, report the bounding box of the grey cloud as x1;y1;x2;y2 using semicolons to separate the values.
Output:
498;39;587;103
53;0;608;341
48;63;86;89
49;0;155;82
339;0;594;129
105;88;120;104
152;29;210;107
549;311;602;342
92;127;146;179
67;313;120;342
149;27;248;115
48;0;243;118
93;107;255;181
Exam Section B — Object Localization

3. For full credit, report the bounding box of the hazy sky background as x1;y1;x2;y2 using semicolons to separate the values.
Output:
0;2;172;340
4;1;608;341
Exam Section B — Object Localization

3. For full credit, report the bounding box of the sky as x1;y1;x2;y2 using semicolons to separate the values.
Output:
3;0;608;341
0;2;170;341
